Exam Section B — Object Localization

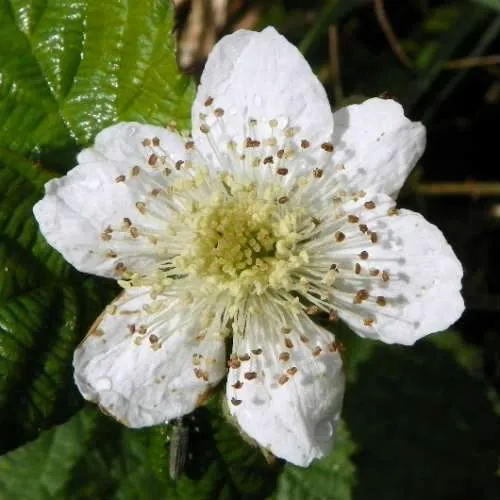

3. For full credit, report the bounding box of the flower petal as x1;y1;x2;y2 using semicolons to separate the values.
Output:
33;122;187;278
226;300;344;466
74;287;227;427
331;98;425;196
318;193;464;344
192;27;333;162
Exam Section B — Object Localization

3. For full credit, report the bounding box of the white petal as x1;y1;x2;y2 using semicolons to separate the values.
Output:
74;287;227;427
226;301;344;466
331;98;425;196
320;193;464;344
192;27;333;162
33;122;187;278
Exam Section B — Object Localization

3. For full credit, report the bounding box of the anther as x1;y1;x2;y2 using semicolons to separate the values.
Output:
284;338;294;349
200;124;210;134
142;139;151;147
239;353;251;362
277;149;285;159
301;139;311;149
263;156;274;165
364;201;376;209
136;202;146;214
359;250;369;260
376;296;387;306
149;334;159;344
214;107;224;117
148;154;158;166
175;160;184;170
305;305;320;315
131;166;140;176
329;310;338;322
123;217;132;228
232;381;243;389
287;367;298;376
130;227;139;238
204;96;214;106
278;196;289;204
354;289;369;304
106;250;117;258
152;137;160;146
244;372;257;380
277;167;288;176
312;346;322;357
231;397;242;406
321;142;334;152
278;374;289;385
382;270;390;282
252;348;263;355
279;352;290;362
281;327;292;334
185;141;195;150
115;175;126;183
355;263;361;274
313;168;323;178
348;215;359;223
359;224;368;233
370;232;379;244
387;207;399;216
335;231;346;242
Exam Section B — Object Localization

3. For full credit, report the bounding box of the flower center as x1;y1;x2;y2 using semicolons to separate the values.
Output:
174;185;309;298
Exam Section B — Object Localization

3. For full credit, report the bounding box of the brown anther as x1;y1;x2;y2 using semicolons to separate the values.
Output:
305;305;320;315
330;263;338;271
354;289;369;304
364;317;376;327
313;168;323;178
329;310;338;322
136;202;146;214
279;352;290;362
228;356;241;369
101;232;112;241
106;250;117;258
284;338;294;349
123;217;132;228
244;372;258;380
127;324;136;334
263;156;274;165
312;217;321;226
387;207;399;216
281;327;292;334
251;348;263;355
149;334;159;344
355;263;362;274
150;188;161;197
277;149;285;159
370;232;379;244
278;196;289;204
138;325;147;335
312;346;322;357
382;270;390;282
148;153;158;166
185;141;195;150
245;137;260;148
287;367;298;376
278;374;290;385
376;296;387;306
328;341;339;352
152;137;160;146
359;250;369;260
214;107;224;117
200;124;210;134
204;96;214;107
231;397;242;406
142;138;151;147
321;142;334;152
364;201;376;210
277;167;288;176
115;174;126;183
115;262;127;275
239;353;251;362
130;227;139;238
348;214;359;223
164;167;172;176
175;160;184;170
301;139;311;149
299;334;310;343
232;380;243;389
359;224;368;234
131;166;140;176
335;231;346;242
370;268;380;277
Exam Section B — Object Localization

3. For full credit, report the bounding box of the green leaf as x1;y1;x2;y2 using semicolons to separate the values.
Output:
270;422;356;500
0;0;194;453
0;0;194;163
0;401;281;500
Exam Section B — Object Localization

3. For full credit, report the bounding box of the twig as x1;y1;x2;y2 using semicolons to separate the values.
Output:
445;55;500;70
373;0;413;69
415;181;500;197
328;25;344;104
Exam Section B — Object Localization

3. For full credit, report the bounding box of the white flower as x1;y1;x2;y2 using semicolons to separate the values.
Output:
33;27;464;467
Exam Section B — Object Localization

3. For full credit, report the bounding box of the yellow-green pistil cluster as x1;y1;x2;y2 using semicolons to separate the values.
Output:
174;187;310;299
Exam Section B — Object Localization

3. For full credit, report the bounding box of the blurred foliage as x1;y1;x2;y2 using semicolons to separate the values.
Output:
0;0;499;498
